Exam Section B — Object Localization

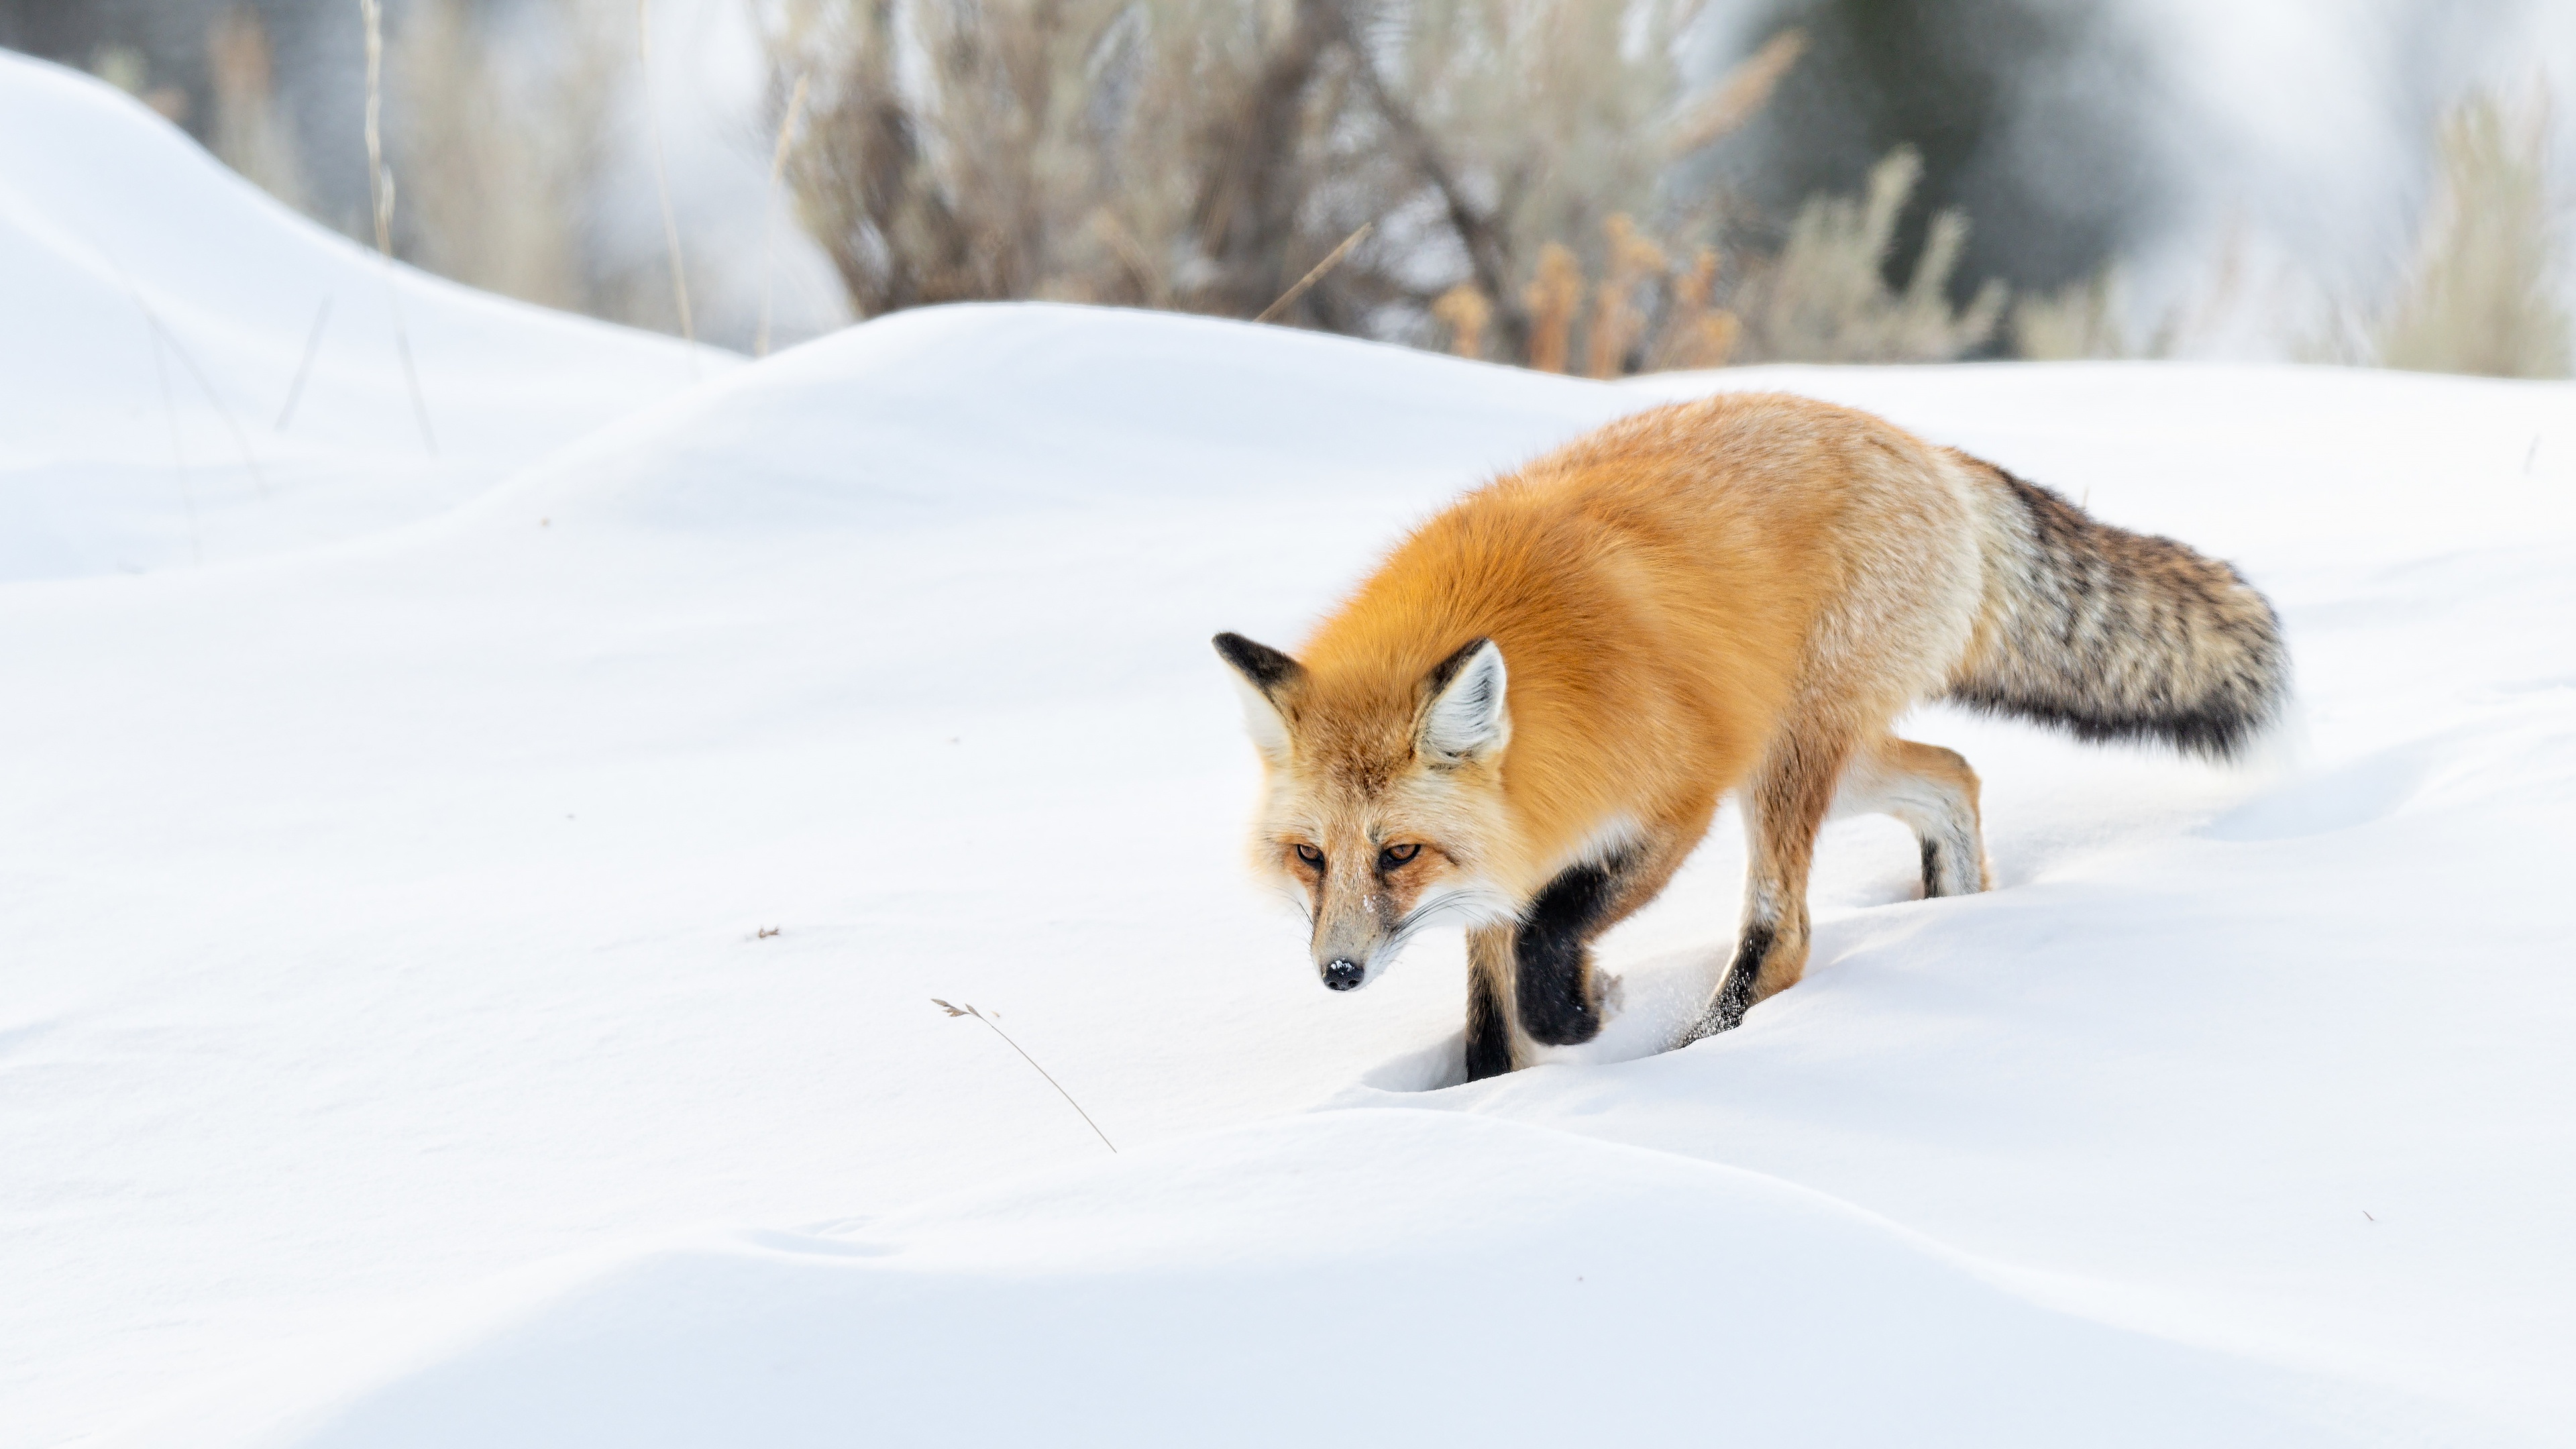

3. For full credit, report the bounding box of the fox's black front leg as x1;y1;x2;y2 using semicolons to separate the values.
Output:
1513;856;1625;1049
1468;843;1677;1079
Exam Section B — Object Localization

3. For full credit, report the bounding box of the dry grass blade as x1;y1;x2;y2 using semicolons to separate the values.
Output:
1731;146;2003;364
760;0;1768;366
85;213;270;504
1650;244;1741;370
74;217;204;558
1256;222;1373;325
2013;267;2127;360
275;297;333;430
143;310;270;496
754;72;810;359
1432;284;1491;360
1585;213;1666;378
390;0;612;316
144;315;199;566
637;0;697;370
2375;91;2570;379
930;1000;1116;1154
1091;211;1169;311
361;0;437;455
1522;243;1582;373
1667;28;1807;157
209;5;311;212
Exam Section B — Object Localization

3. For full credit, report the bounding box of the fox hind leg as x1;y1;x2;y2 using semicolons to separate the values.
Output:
1463;926;1515;1082
1837;735;1989;899
1693;731;1851;1040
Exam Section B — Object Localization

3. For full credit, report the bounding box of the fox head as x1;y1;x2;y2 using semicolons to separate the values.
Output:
1214;631;1520;992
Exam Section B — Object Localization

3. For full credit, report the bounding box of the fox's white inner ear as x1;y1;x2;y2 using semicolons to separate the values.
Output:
1421;639;1509;762
1232;675;1292;761
1214;633;1303;763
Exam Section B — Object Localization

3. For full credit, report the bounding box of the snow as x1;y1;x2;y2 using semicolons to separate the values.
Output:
7;52;2576;1449
0;51;721;582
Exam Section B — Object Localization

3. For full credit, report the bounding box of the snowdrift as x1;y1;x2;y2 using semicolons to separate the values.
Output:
476;302;1633;535
137;1116;2443;1449
7;54;2576;1449
0;51;721;580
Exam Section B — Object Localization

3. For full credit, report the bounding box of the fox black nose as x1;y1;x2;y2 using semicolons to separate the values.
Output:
1321;958;1366;991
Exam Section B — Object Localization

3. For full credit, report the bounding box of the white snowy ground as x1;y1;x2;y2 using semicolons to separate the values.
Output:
7;53;2576;1449
0;54;720;582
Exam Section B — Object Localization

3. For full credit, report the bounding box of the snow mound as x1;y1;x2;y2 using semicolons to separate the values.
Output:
115;1114;2455;1449
478;302;1635;534
8;294;2576;1448
0;51;723;580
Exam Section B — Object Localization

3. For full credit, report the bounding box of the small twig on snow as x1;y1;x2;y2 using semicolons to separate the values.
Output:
932;999;1116;1153
276;296;333;431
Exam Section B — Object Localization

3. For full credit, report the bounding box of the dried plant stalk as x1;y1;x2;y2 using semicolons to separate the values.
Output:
209;6;311;212
1257;222;1374;324
2375;92;2569;378
360;0;436;455
2014;266;2129;360
1585;214;1668;378
275;297;333;430
764;0;1730;358
1666;28;1807;157
637;0;696;369
1653;245;1741;370
1731;146;2003;364
145;312;197;564
1523;244;1583;374
932;1000;1116;1154
391;0;610;316
1432;283;1491;359
755;71;811;358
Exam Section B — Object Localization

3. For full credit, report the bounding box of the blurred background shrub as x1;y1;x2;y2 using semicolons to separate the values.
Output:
1;0;2565;378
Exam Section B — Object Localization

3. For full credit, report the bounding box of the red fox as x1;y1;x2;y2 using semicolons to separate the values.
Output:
1216;392;2286;1080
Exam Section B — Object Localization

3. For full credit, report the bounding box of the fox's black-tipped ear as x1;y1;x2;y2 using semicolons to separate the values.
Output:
1213;633;1304;697
1214;633;1303;760
1419;637;1508;764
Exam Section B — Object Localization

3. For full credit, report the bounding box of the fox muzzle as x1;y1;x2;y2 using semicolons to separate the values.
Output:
1320;957;1366;991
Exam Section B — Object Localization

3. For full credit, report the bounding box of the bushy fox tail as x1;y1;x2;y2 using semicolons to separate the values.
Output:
1947;459;2289;761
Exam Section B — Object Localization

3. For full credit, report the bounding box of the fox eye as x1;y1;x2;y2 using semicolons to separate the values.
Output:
1378;843;1421;870
1293;843;1324;869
